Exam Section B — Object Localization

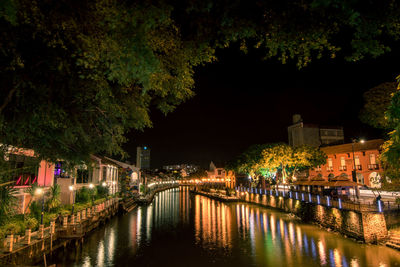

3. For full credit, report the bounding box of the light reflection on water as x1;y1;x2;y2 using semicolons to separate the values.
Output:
52;187;400;267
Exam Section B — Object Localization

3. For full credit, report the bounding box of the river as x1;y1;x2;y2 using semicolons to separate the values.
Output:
49;187;400;267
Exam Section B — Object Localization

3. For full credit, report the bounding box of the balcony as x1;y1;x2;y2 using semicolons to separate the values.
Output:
368;164;379;170
326;166;334;172
339;166;347;171
353;165;362;171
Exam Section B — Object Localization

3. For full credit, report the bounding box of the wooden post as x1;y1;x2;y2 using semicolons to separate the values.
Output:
82;209;86;220
25;229;31;245
71;215;75;225
50;221;55;234
63;216;68;228
39;224;44;239
8;234;13;252
77;212;81;223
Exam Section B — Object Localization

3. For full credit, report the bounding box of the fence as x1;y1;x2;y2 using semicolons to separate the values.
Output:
0;198;119;255
236;186;400;213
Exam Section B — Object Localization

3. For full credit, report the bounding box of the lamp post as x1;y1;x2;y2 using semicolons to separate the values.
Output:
34;188;44;225
351;138;365;199
89;183;95;205
69;185;75;214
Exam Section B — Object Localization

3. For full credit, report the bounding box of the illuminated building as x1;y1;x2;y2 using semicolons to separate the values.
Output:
288;114;344;147
136;146;151;169
309;139;384;187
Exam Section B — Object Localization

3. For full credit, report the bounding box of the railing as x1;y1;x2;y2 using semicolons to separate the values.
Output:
236;186;400;213
368;164;379;170
1;198;119;253
354;165;362;170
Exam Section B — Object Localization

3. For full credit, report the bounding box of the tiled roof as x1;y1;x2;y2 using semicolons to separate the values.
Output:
320;139;384;155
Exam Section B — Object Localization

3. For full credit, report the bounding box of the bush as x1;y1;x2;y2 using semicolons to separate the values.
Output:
96;185;108;199
25;217;38;230
29;201;42;222
94;198;106;205
0;227;5;240
4;222;21;235
75;187;91;203
395;197;400;205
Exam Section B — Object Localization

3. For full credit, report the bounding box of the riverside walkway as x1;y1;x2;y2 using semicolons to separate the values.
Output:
0;184;178;266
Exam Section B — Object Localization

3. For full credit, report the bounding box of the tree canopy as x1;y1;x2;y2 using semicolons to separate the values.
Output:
360;82;397;129
1;0;400;164
228;143;326;185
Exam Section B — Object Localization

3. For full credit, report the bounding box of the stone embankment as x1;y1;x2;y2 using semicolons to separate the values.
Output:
192;187;399;245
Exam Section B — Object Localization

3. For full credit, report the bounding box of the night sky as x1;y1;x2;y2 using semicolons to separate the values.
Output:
124;44;400;169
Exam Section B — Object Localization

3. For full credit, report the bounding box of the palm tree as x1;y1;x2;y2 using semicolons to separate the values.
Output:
47;184;61;212
0;180;17;225
23;183;40;216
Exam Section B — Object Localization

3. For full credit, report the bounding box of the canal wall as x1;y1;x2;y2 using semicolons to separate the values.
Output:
237;192;388;243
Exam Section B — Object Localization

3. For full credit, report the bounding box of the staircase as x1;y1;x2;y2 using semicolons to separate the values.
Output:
386;232;400;250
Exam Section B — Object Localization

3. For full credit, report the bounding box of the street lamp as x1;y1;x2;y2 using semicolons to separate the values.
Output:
34;188;44;225
351;138;365;199
69;185;75;214
89;183;95;205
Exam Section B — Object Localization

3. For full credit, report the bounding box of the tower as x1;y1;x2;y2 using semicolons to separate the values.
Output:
136;146;151;169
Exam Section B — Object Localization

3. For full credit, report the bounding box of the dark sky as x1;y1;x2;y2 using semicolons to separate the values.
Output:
124;45;399;169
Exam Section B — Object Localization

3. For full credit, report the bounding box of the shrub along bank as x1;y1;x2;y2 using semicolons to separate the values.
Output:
0;184;114;240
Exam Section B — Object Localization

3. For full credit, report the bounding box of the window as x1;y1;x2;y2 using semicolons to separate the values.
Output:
327;158;333;171
340;157;345;166
8;154;39;186
355;156;360;166
355;155;362;170
368;154;379;170
339;157;347;171
370;154;376;165
76;169;89;183
102;166;107;181
54;161;68;178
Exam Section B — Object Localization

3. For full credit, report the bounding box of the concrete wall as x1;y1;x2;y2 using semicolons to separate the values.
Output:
242;192;388;243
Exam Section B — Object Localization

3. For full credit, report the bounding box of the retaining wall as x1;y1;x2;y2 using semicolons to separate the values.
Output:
240;192;388;243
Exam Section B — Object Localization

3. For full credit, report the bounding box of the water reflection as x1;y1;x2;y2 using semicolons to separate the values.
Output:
52;187;400;267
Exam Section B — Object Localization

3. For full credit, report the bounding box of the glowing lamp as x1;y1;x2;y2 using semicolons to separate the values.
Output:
35;188;43;195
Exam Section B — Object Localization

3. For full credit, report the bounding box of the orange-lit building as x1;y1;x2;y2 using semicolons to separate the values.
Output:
205;161;236;188
309;139;384;188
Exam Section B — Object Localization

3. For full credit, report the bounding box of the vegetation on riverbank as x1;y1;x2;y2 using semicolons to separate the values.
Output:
0;183;112;240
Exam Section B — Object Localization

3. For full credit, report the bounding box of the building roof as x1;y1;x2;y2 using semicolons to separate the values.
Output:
320;139;384;155
104;156;138;170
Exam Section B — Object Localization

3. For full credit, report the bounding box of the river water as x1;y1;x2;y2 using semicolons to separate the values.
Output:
50;187;400;267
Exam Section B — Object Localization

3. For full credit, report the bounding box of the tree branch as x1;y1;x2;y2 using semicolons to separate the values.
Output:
0;87;17;114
